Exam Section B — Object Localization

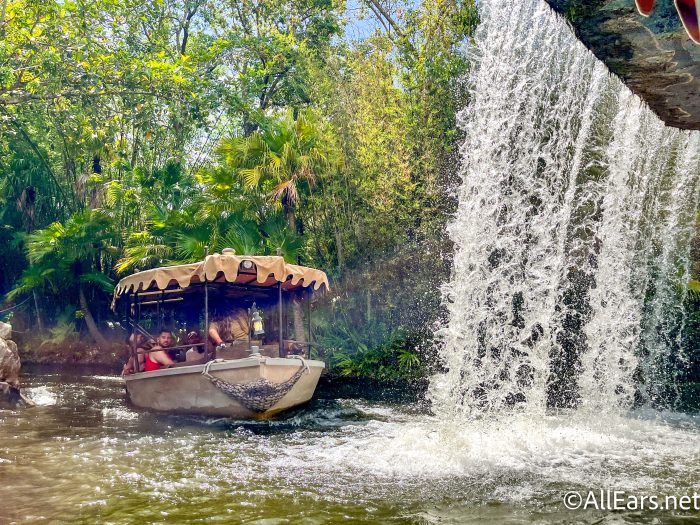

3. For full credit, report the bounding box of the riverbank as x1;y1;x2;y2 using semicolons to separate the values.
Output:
18;338;125;367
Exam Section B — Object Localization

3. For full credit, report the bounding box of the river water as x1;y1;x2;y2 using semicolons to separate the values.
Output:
1;369;699;523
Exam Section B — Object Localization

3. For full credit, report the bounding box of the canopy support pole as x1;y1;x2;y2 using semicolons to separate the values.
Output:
278;282;284;358
134;292;141;372
204;246;210;362
306;289;312;358
126;293;135;371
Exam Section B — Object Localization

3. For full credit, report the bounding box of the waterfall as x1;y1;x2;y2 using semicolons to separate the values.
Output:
430;0;700;417
637;134;700;404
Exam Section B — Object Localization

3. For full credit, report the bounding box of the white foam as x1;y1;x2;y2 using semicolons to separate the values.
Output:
24;385;57;406
265;410;700;498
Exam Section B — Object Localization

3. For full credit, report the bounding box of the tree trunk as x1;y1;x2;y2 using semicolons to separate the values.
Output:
242;111;258;136
32;290;43;332
79;286;110;350
286;207;296;233
366;289;372;323
335;229;344;269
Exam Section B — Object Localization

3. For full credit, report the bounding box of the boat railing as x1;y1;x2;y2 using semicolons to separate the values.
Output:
137;342;207;354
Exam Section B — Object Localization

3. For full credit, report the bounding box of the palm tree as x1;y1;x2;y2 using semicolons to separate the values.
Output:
216;110;339;343
216;109;338;235
5;262;55;330
12;210;116;349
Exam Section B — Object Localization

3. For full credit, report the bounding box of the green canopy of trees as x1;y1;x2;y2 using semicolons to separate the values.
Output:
0;0;476;372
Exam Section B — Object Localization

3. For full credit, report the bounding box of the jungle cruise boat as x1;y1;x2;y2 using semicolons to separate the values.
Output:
112;249;329;419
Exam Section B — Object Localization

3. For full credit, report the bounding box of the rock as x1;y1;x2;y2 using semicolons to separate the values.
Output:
0;321;10;340
545;0;700;131
0;323;33;409
0;337;20;387
0;381;34;409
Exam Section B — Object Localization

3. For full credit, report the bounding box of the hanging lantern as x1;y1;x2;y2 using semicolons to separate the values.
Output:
251;303;265;336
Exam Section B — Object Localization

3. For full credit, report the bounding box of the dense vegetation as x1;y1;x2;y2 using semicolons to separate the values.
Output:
1;0;698;398
0;0;477;376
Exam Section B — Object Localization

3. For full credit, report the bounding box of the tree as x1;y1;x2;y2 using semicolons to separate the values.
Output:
11;210;116;348
208;0;342;132
113;161;305;274
216;109;338;235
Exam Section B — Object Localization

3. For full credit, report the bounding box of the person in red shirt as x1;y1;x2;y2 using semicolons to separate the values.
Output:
143;329;176;371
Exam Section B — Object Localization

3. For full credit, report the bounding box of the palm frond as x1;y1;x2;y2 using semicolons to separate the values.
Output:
5;265;57;300
174;228;211;261
79;272;114;293
240;166;263;189
262;215;303;262
116;233;173;274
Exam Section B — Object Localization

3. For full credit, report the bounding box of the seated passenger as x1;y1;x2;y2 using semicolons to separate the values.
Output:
185;331;206;362
143;329;175;371
208;308;249;346
121;333;151;375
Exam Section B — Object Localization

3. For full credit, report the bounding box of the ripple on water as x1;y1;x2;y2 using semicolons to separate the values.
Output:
101;407;139;420
2;374;700;524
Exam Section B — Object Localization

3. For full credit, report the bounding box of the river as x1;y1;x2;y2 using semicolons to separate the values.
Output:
1;368;699;524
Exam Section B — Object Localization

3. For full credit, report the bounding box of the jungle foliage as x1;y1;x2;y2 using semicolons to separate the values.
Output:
0;0;477;378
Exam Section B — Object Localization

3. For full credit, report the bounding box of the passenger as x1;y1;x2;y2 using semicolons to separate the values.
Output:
208;307;249;346
121;333;151;375
143;329;176;372
185;331;206;362
165;333;185;362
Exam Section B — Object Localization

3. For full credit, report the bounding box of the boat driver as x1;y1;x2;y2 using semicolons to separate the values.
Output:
208;307;249;347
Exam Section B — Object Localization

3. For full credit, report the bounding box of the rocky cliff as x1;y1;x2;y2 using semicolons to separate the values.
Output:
545;0;700;130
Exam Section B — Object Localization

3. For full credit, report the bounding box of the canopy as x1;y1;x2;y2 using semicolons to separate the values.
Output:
112;253;330;305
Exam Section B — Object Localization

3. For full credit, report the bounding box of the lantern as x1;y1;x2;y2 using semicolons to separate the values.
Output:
250;303;265;336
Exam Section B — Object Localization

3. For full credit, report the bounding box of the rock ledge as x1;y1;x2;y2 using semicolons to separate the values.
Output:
0;322;34;408
545;0;700;130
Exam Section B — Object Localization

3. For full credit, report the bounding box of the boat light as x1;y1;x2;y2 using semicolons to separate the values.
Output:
241;259;253;269
251;304;265;336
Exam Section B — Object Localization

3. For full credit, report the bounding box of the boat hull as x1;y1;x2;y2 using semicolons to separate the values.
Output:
124;357;324;418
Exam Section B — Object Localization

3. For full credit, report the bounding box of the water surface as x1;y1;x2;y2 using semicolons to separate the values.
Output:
1;369;699;523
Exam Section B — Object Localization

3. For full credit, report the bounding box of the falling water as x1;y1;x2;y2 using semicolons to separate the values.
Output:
431;0;700;417
638;133;700;404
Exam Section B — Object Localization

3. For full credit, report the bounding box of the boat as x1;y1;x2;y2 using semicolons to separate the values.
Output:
112;248;329;418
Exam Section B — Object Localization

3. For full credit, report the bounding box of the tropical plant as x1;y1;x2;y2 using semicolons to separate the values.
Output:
10;210;117;348
41;307;79;346
315;311;426;380
216;109;339;235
